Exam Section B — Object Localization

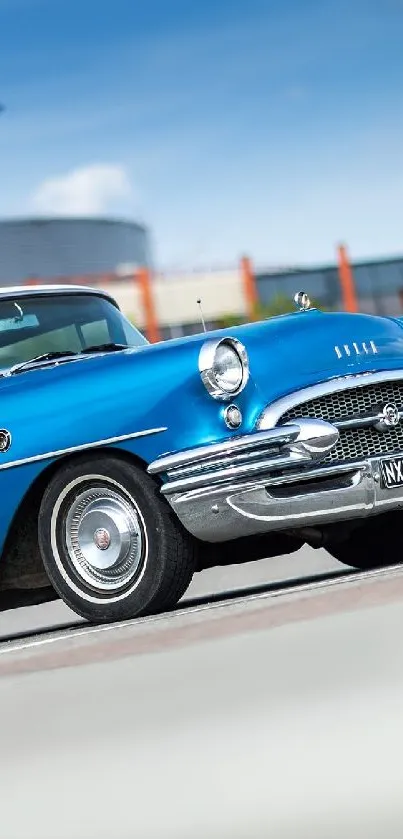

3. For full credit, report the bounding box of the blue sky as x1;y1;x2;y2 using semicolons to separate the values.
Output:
0;0;402;269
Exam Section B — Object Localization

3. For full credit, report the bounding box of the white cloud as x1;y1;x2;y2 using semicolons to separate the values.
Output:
31;164;132;216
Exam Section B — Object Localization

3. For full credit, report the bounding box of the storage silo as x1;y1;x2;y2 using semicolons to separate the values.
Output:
0;217;151;284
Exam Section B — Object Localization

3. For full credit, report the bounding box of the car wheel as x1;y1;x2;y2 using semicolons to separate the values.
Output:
38;454;197;622
326;514;399;571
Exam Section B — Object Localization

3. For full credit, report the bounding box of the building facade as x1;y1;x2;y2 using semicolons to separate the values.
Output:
107;254;403;341
256;256;403;317
1;215;403;338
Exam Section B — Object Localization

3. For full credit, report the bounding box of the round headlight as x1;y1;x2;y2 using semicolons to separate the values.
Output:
199;338;249;400
214;343;243;392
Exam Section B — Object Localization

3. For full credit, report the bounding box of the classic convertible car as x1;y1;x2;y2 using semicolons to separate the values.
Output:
0;283;402;621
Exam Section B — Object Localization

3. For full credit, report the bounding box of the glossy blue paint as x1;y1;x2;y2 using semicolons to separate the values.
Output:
1;298;403;559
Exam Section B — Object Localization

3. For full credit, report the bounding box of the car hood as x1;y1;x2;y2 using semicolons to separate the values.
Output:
0;309;402;404
232;309;403;394
0;309;402;467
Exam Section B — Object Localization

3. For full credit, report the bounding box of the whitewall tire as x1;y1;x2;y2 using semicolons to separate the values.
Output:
38;455;197;622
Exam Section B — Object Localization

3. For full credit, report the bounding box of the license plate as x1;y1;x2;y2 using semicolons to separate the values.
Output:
380;457;403;488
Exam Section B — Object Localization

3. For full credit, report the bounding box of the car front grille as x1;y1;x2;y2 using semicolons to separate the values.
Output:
279;380;403;463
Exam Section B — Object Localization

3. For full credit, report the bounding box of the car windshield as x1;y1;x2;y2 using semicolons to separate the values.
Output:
0;293;147;372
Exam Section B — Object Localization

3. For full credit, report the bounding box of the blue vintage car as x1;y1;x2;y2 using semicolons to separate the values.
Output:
0;283;402;622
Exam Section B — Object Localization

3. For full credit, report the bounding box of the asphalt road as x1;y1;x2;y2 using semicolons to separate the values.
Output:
1;547;403;839
0;544;341;635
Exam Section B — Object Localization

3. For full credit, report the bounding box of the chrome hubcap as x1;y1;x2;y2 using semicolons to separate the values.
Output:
65;486;143;591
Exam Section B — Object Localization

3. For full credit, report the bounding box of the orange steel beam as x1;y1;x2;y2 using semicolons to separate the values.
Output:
337;243;358;313
240;255;259;321
136;267;161;343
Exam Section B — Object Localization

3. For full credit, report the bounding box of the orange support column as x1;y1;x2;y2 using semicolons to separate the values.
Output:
240;255;259;321
136;267;161;344
337;244;358;313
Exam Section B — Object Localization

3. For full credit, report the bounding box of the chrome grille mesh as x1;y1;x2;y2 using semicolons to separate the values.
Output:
279;380;403;463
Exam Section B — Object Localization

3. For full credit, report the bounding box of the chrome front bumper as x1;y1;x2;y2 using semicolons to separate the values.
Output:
148;419;403;543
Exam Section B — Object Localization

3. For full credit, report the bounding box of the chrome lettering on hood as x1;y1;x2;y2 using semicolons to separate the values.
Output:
334;341;377;359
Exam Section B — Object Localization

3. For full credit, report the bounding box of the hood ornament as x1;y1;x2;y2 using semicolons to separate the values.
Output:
294;291;312;311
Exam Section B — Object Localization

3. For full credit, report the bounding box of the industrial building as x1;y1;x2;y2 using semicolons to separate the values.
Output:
257;255;403;318
0;215;403;341
0;217;151;284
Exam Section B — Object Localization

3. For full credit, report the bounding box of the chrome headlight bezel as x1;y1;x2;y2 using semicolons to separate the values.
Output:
198;337;250;401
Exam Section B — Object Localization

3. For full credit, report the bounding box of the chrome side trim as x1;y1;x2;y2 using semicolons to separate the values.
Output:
264;461;364;487
335;415;378;430
160;450;311;495
149;419;340;495
170;461;363;505
336;410;403;430
0;427;167;472
257;369;403;429
165;444;293;480
148;426;301;475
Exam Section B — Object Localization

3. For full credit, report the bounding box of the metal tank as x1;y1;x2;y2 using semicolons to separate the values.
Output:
0;217;151;284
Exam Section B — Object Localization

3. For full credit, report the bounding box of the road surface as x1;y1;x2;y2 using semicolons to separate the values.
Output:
1;546;403;839
0;544;340;636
